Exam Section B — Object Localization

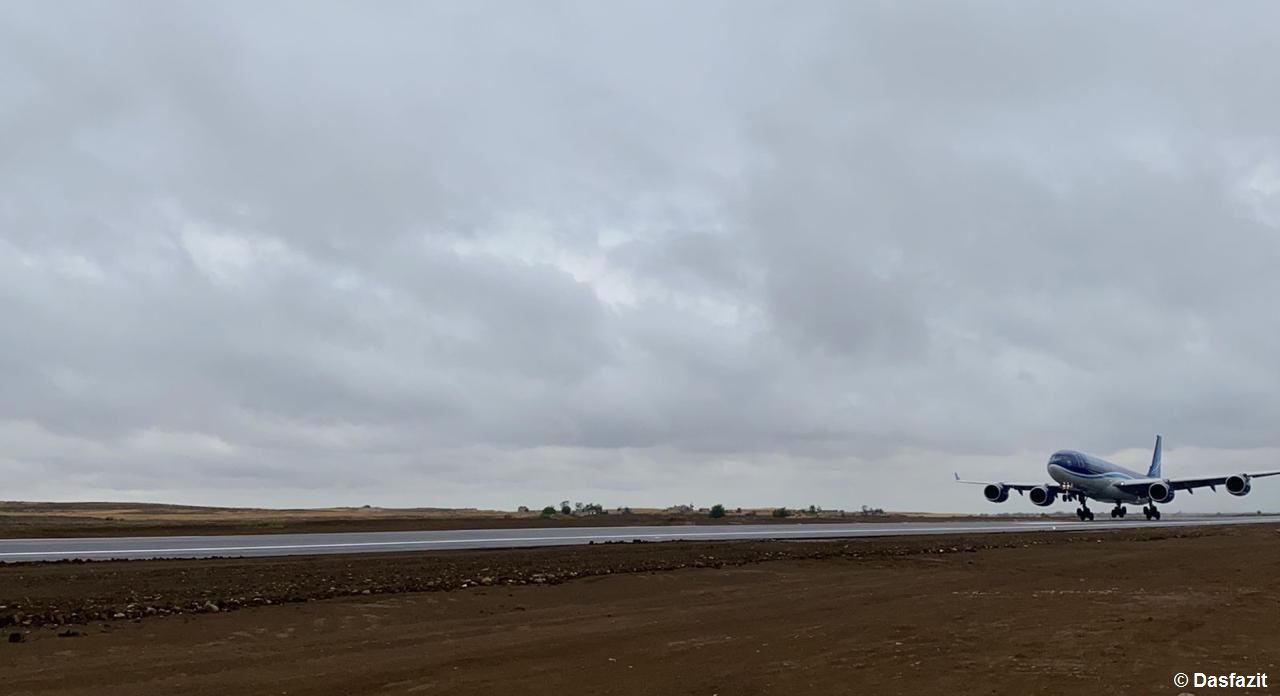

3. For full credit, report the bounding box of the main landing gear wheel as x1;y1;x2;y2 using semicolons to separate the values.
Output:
1077;507;1094;521
1143;505;1161;521
1111;505;1127;519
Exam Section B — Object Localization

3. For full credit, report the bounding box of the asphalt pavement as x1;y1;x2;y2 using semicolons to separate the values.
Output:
0;515;1273;562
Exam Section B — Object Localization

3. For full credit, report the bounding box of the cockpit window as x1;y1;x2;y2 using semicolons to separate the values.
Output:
1050;452;1082;469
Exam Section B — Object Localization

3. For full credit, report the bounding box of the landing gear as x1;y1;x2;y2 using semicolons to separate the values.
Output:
1143;505;1161;521
1076;505;1094;521
1110;504;1127;519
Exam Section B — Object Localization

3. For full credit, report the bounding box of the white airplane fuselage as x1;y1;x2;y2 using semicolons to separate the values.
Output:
964;435;1278;520
1046;449;1148;505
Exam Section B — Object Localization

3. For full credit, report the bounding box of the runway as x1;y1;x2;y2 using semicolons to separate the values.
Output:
0;515;1272;562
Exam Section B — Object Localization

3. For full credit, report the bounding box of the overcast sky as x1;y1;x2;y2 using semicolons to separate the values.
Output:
4;1;1280;513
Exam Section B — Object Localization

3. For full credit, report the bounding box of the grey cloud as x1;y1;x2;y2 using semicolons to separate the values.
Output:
4;1;1280;511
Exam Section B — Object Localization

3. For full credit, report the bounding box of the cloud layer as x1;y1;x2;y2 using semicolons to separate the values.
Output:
5;1;1280;511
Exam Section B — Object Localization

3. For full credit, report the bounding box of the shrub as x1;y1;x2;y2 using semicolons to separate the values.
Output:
541;506;557;517
709;504;726;518
772;507;790;518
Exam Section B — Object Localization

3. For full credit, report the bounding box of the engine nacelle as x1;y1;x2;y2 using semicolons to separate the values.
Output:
1226;474;1252;497
1148;481;1175;504
1028;486;1057;507
983;484;1010;503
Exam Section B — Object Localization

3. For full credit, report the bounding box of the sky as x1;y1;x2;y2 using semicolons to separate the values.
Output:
4;1;1280;513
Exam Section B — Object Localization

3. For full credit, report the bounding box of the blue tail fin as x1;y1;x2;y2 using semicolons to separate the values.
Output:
1147;435;1163;478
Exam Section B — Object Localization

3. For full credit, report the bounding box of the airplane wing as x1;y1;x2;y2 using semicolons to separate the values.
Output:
1114;470;1280;494
953;473;1060;494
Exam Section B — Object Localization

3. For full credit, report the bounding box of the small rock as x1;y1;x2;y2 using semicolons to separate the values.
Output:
7;632;23;643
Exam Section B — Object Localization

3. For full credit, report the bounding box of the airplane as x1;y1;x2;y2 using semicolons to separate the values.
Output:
955;435;1280;521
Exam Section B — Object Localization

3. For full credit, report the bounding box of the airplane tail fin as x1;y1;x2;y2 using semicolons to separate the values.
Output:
1147;434;1163;478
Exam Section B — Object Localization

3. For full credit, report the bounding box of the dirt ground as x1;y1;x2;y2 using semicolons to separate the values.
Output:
3;524;1277;695
0;501;1056;538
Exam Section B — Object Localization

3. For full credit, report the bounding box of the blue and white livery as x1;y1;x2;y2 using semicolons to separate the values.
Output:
956;435;1280;521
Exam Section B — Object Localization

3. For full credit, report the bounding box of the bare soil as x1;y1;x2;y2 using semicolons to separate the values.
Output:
3;524;1278;694
0;501;1058;538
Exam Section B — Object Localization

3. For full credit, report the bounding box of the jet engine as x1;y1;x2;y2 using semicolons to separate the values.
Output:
1028;486;1057;507
1226;474;1252;497
983;484;1009;503
1148;481;1175;504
